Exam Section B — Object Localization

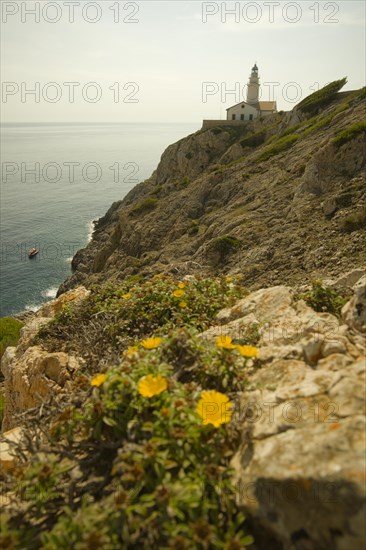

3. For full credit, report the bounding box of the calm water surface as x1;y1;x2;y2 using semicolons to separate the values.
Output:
0;122;199;316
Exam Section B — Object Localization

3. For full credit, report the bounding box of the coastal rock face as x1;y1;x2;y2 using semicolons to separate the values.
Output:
201;285;366;550
341;275;366;333
1;287;89;432
39;286;90;318
1;346;81;432
58;91;366;296
156;126;242;184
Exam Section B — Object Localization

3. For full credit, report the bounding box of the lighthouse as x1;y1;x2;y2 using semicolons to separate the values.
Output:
246;63;260;105
224;63;277;122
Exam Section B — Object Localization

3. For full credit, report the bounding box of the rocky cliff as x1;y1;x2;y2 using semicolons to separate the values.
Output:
58;87;366;296
1;84;366;550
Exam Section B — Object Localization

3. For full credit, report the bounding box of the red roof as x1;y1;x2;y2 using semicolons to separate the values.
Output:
259;101;277;111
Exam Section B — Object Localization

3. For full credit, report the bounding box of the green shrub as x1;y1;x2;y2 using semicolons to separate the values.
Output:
240;130;266;148
212;235;242;258
0;317;23;358
297;280;349;318
37;276;248;370
344;86;366;103
1;327;256;549
296;77;347;114
339;208;366;232
333;121;366;147
181;176;191;187
131;197;158;214
302;103;350;136
150;185;162;196
280;123;302;137
258;134;299;161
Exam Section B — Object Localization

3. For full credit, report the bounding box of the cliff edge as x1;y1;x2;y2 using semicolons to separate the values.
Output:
58;86;366;296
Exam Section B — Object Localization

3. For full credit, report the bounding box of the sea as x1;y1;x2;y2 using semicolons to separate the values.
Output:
0;122;199;317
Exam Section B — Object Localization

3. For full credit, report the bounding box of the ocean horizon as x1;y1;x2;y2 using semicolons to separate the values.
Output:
0;121;199;317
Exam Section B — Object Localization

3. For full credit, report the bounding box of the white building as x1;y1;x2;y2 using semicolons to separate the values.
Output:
226;64;277;121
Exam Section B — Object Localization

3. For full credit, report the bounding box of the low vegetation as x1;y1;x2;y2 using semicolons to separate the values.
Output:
0;317;23;359
131;197;158;214
339;207;366;232
301;103;350;136
211;236;242;261
240;130;266;148
258;134;299;161
333;121;366;147
296;77;347;115
280;123;302;137
1;277;256;549
36;275;248;371
297;280;350;318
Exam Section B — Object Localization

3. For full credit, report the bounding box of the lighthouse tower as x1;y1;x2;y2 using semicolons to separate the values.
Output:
246;63;260;105
221;63;277;126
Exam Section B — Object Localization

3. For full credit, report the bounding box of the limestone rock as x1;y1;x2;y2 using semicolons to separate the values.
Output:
16;317;52;355
201;283;366;549
156;127;238;184
1;288;89;433
201;286;357;367
332;267;365;289
1;346;81;432
0;427;23;472
12;286;90;355
232;413;365;550
38;286;90;318
342;275;366;333
322;196;337;217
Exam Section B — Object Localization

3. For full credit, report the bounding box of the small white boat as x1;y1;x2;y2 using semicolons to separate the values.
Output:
28;248;39;258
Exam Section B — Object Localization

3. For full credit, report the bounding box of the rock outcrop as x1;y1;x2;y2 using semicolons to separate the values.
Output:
201;282;366;549
341;275;366;333
1;287;88;431
1;346;81;432
58;89;366;296
0;427;23;473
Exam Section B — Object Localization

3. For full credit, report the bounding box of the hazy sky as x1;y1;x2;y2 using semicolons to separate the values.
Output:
1;0;365;122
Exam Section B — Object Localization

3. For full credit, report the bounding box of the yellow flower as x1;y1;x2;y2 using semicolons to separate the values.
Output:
236;345;258;358
90;374;106;387
122;293;131;299
178;301;187;308
178;282;186;289
141;337;162;350
226;277;233;283
138;374;168;398
216;336;236;350
173;289;185;298
160;407;170;418
196;390;232;427
123;346;138;358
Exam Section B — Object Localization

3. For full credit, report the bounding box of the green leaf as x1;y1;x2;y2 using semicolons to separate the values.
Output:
102;416;117;427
